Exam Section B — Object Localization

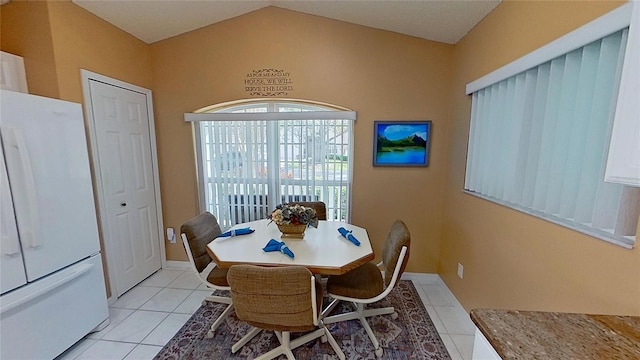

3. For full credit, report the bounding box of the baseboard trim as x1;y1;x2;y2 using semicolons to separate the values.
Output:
165;260;190;269
402;272;442;284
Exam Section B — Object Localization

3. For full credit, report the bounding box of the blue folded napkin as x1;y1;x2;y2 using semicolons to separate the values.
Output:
262;239;295;258
338;227;361;246
219;227;255;237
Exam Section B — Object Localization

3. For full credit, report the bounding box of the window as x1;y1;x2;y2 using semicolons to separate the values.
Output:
464;4;638;248
185;100;355;229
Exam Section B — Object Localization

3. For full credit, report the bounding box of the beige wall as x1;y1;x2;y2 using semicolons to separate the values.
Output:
0;1;153;101
0;0;59;98
45;1;154;103
150;6;453;268
442;0;640;316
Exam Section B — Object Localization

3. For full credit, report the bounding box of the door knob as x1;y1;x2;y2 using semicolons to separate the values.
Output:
121;202;127;207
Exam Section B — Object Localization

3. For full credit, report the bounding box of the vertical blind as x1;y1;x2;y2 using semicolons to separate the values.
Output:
189;102;354;229
465;28;637;248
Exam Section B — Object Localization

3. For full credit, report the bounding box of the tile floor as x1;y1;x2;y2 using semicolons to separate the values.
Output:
56;266;476;360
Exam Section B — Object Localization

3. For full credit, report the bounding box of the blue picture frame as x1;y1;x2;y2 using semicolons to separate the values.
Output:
373;121;432;167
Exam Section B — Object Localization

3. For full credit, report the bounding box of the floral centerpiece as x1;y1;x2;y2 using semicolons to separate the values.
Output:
269;203;318;238
269;203;319;228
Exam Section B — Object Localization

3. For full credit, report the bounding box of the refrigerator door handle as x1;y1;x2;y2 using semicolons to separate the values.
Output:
0;262;94;314
1;127;40;248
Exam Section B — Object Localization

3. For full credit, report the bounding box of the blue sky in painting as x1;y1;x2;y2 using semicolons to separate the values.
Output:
379;124;428;141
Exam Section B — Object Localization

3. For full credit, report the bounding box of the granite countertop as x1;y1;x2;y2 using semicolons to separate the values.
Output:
470;308;640;359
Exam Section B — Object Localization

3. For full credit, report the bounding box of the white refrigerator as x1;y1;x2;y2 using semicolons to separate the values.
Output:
0;89;109;359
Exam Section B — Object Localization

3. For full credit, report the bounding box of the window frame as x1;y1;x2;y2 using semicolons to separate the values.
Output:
185;99;356;227
466;3;632;95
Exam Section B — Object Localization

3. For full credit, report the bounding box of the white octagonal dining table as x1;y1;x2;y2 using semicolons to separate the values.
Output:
206;219;374;275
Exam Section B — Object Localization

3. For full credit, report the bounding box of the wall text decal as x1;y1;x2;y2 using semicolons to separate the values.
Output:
244;69;294;96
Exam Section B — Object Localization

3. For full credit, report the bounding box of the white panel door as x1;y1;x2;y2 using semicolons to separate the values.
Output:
88;80;161;296
0;144;27;294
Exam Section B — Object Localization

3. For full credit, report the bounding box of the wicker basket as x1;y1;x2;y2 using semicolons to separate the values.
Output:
277;223;307;239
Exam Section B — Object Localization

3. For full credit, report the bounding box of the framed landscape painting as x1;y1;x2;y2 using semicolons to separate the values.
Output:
373;121;432;167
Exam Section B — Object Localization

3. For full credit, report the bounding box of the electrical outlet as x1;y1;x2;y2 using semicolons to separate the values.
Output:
457;263;464;279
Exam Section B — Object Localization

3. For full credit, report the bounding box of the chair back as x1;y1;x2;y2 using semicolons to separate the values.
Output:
227;265;321;332
180;212;222;272
287;201;327;221
382;220;411;288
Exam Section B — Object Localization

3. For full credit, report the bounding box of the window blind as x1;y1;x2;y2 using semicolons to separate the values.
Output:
189;102;354;229
465;29;637;248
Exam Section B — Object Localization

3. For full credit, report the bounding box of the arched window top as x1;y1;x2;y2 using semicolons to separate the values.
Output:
194;98;353;114
186;98;356;122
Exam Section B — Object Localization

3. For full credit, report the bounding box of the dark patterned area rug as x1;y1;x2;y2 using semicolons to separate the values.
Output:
155;280;451;359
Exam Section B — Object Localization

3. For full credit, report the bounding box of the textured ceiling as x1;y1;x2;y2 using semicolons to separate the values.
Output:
71;0;501;44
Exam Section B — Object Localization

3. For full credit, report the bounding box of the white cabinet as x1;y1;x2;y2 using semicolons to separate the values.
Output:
0;51;28;93
606;1;640;186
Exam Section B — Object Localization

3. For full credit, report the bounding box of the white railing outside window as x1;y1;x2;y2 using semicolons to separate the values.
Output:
186;101;355;229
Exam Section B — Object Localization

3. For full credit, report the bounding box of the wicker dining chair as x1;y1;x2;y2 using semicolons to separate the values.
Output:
180;212;234;337
321;220;411;358
227;264;345;360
